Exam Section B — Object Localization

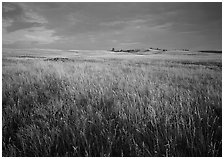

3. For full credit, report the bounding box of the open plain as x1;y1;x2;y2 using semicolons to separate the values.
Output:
2;48;222;157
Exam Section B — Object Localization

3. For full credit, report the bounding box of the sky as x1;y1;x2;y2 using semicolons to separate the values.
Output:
2;2;222;50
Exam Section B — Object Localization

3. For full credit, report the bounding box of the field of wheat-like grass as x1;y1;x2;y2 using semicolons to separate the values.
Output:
2;51;222;156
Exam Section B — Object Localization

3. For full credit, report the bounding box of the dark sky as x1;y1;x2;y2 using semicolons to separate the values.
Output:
2;2;222;50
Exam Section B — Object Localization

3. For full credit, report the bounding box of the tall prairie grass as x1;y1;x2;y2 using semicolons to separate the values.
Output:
2;57;222;156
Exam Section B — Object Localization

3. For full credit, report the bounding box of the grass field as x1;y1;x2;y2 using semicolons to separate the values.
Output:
2;49;222;156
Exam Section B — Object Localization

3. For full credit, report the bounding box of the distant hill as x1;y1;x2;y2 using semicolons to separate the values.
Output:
199;50;222;53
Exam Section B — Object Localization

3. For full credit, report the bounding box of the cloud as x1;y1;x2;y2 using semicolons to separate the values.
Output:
120;42;140;45
25;27;60;44
2;19;13;28
6;21;42;33
23;9;48;24
3;2;47;32
2;2;222;50
3;26;60;47
2;2;16;12
99;19;147;28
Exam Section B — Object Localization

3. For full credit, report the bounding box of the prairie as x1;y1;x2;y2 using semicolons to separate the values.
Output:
2;49;222;156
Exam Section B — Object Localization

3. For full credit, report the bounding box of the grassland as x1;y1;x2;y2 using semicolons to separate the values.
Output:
2;49;222;156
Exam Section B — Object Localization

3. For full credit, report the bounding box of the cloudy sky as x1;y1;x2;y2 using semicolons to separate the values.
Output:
2;2;222;50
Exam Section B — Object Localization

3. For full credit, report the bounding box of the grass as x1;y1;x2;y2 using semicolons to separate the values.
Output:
2;52;222;157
